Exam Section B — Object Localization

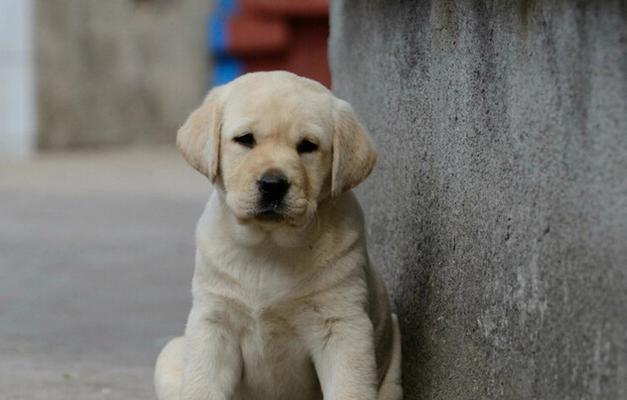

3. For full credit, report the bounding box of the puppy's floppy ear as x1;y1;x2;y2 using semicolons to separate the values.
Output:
176;86;227;181
331;98;377;197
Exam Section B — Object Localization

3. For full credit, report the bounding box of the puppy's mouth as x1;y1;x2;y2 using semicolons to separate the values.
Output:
254;202;286;222
225;190;312;227
255;209;285;221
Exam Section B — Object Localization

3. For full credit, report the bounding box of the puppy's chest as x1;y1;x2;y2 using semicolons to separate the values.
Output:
234;281;309;362
234;303;320;399
241;304;305;357
203;264;322;398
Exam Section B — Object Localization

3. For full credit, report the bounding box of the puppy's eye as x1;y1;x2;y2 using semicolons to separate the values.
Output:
297;139;318;154
233;133;255;148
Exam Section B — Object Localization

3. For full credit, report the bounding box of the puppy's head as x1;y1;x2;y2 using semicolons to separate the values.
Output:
177;71;376;228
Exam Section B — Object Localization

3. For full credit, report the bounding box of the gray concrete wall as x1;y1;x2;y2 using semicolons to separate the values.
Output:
36;0;213;149
329;1;626;399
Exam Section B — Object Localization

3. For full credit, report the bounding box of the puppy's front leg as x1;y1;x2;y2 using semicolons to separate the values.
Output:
312;315;378;400
181;307;241;400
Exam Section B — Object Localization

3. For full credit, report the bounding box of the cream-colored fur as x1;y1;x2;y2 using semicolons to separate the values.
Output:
155;71;402;400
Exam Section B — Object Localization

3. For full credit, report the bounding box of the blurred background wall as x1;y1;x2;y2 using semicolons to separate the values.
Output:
36;0;214;149
0;0;330;155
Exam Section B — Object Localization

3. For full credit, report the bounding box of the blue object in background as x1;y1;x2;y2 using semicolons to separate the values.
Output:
209;0;244;86
212;56;244;86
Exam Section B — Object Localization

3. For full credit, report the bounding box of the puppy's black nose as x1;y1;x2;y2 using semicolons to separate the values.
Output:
257;171;290;201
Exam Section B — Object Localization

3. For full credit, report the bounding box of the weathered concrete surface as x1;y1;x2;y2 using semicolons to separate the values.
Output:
0;150;208;399
36;0;213;149
330;1;627;399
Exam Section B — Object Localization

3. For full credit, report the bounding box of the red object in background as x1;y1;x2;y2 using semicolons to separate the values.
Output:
226;0;330;87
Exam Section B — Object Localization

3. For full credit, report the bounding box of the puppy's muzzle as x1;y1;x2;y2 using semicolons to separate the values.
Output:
256;170;290;220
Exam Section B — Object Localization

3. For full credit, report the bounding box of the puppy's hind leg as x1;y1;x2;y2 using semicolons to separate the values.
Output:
155;336;185;400
378;314;403;400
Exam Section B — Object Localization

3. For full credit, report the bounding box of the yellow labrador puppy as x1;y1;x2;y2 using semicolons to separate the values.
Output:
154;71;402;400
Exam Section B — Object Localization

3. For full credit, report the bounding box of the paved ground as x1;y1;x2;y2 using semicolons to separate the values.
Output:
0;149;209;399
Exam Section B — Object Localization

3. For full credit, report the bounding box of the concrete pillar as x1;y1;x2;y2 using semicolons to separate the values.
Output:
329;1;626;399
0;0;35;157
